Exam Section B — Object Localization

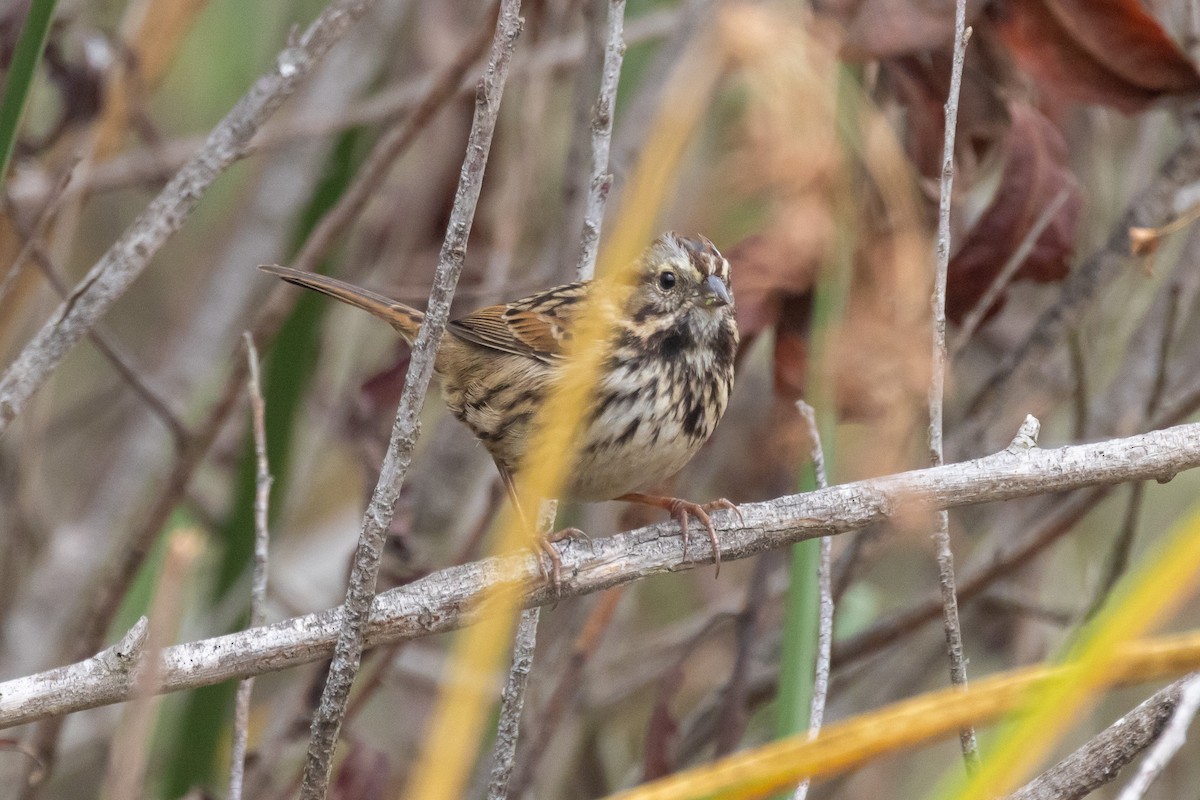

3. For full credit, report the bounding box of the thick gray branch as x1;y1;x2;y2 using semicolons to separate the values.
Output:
4;420;1200;729
0;0;377;436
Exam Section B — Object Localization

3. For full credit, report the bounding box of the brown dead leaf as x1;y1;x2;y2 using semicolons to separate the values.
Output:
990;0;1200;113
883;44;1013;179
947;102;1081;324
729;225;825;349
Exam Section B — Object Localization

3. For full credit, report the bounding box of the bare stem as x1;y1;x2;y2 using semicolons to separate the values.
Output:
576;0;627;278
791;401;833;800
488;6;626;781
228;334;272;800
296;3;524;797
929;0;978;769
484;498;555;800
486;606;542;800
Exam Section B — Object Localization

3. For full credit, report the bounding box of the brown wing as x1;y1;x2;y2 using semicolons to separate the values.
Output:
449;281;589;363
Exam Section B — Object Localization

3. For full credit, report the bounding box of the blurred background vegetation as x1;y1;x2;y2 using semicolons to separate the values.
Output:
4;0;1200;797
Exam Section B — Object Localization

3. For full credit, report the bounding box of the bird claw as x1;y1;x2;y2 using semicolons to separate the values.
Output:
534;527;594;595
548;526;594;553
664;497;738;579
535;538;564;595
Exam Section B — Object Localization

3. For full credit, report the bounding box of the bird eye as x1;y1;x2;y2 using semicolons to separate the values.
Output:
657;270;677;291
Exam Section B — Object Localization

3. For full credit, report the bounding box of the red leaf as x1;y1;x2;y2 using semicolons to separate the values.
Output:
991;0;1200;113
947;102;1081;324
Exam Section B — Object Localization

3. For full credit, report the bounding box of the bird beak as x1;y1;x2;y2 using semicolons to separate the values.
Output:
701;274;732;307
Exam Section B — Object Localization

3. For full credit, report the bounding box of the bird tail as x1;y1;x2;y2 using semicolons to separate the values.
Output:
259;264;424;342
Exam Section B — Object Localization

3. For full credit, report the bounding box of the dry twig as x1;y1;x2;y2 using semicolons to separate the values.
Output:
486;607;542;800
576;0;627;277
1115;673;1200;800
296;3;524;796
791;401;833;800
228;334;272;800
929;0;978;769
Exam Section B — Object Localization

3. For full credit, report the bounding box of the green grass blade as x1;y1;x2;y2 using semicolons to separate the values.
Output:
774;60;860;757
0;0;58;182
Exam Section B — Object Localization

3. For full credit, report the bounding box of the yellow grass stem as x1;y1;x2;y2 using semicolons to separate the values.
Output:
401;26;728;800
947;500;1200;799
605;629;1200;800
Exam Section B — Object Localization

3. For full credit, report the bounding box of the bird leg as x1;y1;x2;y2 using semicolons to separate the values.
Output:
494;461;585;593
617;492;742;577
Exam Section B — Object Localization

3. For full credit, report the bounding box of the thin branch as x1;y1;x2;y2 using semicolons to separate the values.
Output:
508;588;624;798
3;195;188;450
949;188;1072;358
0;160;77;306
0;0;377;436
1115;673;1200;800
555;0;608;268
791;401;833;800
576;0;626;277
485;498;555;800
296;3;524;797
285;0;500;278
486;607;541;800
228;335;272;800
1006;677;1191;800
8;418;1200;727
489;6;625;777
929;0;977;769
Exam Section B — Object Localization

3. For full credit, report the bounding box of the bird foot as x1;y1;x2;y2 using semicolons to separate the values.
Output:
534;528;593;595
618;493;742;577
